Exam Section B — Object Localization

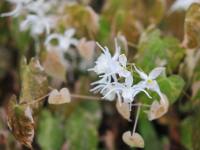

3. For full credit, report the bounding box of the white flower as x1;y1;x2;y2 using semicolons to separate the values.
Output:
102;75;151;103
89;41;130;78
134;66;165;97
45;28;78;52
20;14;55;36
1;0;55;17
1;0;32;17
169;0;200;12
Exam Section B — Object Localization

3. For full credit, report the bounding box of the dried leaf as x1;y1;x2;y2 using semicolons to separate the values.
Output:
184;3;200;49
20;58;49;106
76;38;96;61
116;101;131;121
48;88;71;105
7;95;34;149
122;131;144;148
148;94;169;121
43;50;66;81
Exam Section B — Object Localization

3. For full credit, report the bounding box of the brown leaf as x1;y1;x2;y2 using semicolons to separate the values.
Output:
76;38;95;61
43;50;66;81
116;101;131;121
48;88;71;105
184;3;200;49
7;95;34;149
122;131;144;148
148;94;169;121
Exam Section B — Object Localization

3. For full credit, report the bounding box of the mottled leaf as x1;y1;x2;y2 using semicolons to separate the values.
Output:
37;109;65;150
158;75;185;104
65;101;101;150
184;3;200;49
136;28;185;74
7;95;34;149
20;57;48;105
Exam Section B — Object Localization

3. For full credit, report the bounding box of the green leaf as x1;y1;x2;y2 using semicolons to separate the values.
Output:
138;115;162;150
136;28;185;74
37;109;65;150
65;101;101;150
10;18;32;53
20;57;48;104
158;75;185;104
180;117;193;150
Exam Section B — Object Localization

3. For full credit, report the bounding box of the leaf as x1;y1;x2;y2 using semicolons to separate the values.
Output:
184;3;200;49
48;88;71;105
20;57;48;105
37;109;65;150
180;117;193;150
60;5;99;38
147;94;169;121
7;95;34;149
65;101;101;150
42;50;66;81
76;38;96;61
158;75;185;104
139;115;163;150
136;28;185;74
116;101;131;121
191;109;200;150
122;131;144;148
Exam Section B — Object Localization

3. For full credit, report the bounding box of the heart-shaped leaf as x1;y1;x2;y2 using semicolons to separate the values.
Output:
48;88;71;105
116;101;131;121
122;131;144;148
148;94;169;120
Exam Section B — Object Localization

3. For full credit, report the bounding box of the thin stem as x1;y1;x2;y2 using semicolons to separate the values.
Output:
132;103;150;108
71;94;101;101
132;104;141;134
22;93;50;106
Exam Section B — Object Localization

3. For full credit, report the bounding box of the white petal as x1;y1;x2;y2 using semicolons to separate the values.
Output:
119;54;127;67
134;65;148;80
64;28;75;38
149;67;165;80
125;75;133;87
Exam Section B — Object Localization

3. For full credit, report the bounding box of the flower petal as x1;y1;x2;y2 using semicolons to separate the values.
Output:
134;65;148;80
119;54;127;67
149;67;165;80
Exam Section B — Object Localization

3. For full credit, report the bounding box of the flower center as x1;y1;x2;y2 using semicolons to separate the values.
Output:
147;79;153;84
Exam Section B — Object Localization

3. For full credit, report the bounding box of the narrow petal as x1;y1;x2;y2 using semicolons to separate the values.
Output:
119;54;127;67
125;75;133;87
149;67;165;80
133;65;148;80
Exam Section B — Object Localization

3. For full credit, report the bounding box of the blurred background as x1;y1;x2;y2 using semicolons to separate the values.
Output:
0;0;200;150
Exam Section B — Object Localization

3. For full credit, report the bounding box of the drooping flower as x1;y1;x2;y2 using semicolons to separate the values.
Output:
45;28;78;52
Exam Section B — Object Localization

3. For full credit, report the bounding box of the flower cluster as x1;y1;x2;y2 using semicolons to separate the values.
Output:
90;41;167;107
89;41;169;148
1;0;58;36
